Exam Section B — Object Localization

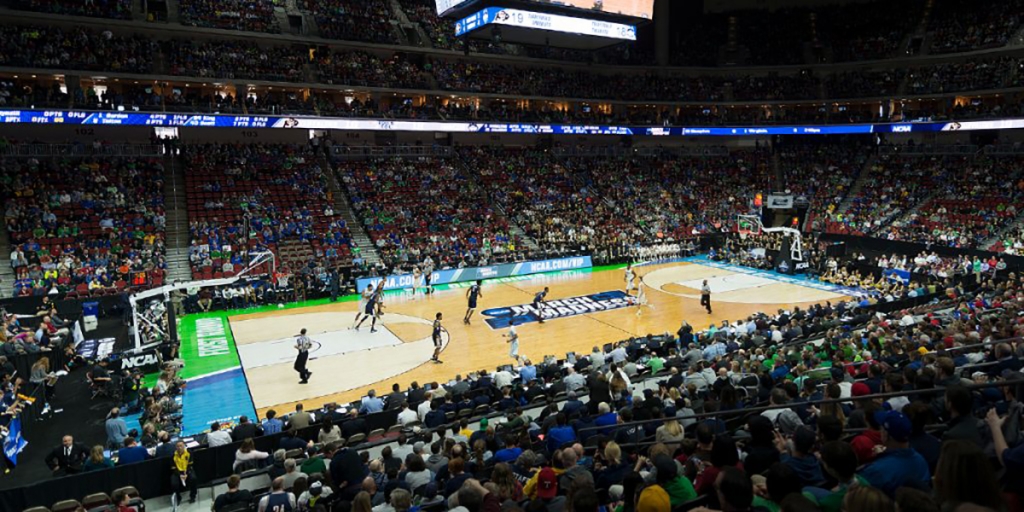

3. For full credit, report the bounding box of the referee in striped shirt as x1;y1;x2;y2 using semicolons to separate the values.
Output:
294;328;313;384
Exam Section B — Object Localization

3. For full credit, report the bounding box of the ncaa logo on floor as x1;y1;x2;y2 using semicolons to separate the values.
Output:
482;290;633;329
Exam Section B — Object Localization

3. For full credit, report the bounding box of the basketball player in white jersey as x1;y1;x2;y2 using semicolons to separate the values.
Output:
352;283;374;328
635;279;654;316
412;267;423;295
624;263;636;295
503;318;520;364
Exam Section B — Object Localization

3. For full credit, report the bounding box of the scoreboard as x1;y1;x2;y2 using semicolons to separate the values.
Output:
455;7;637;40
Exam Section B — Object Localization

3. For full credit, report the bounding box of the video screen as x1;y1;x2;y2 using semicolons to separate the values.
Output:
533;1;653;19
437;0;654;19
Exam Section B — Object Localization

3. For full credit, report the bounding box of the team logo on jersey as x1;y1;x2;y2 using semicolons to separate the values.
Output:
482;290;633;329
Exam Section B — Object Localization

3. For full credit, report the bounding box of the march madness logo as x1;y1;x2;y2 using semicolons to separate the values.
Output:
482;290;632;329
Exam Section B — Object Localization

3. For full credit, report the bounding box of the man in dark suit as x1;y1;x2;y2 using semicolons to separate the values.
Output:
231;415;260;441
154;432;178;458
330;445;367;500
385;383;406;410
407;382;426;406
340;409;368;439
45;435;89;475
561;391;586;418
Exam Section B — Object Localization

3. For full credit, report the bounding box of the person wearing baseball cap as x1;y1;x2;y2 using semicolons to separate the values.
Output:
535;467;559;500
857;410;931;498
637;481;671;512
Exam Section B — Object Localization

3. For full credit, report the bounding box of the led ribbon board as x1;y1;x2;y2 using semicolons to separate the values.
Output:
2;110;1022;135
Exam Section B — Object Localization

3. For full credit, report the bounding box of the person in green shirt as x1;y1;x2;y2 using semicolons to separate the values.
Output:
803;441;868;512
299;446;327;476
652;454;697;506
647;351;665;375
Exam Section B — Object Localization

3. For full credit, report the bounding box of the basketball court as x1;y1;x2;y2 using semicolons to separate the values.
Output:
217;259;856;417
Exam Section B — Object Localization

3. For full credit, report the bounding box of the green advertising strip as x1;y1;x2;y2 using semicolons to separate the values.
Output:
175;312;242;380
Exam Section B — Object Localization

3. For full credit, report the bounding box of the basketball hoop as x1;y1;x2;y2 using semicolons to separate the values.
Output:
736;215;763;237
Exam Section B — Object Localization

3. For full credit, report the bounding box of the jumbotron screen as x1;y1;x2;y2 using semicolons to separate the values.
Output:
436;0;654;19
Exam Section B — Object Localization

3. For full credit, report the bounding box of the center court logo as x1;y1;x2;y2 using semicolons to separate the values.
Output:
482;290;632;329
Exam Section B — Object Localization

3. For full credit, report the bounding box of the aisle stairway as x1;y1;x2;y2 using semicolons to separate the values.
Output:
163;153;192;283
0;207;13;297
320;156;382;266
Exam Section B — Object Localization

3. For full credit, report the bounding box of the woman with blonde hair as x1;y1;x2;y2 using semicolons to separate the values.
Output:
351;491;372;512
30;356;57;402
656;410;685;452
595;441;629;489
83;444;114;471
820;383;847;426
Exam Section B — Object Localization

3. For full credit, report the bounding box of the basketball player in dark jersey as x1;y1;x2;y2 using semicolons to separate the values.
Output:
464;280;483;325
431;312;444;364
355;281;384;333
533;287;549;323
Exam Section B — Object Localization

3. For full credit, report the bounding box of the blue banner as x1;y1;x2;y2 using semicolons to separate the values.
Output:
3;417;28;467
357;256;593;292
2;110;1022;137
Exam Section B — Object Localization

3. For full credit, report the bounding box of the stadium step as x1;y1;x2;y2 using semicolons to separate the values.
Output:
837;153;879;214
0;211;13;294
165;0;181;23
164;153;192;284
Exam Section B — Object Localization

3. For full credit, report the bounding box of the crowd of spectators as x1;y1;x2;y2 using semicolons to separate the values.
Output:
4;156;167;296
315;50;428;90
928;0;1024;54
824;70;905;100
13;0;133;20
814;0;925;62
906;57;1023;96
827;154;954;237
178;0;280;33
184;143;353;279
303;0;397;44
459;148;641;255
778;141;869;234
166;40;308;82
729;72;820;102
0;24;155;73
337;155;521;271
877;156;1024;248
430;59;725;102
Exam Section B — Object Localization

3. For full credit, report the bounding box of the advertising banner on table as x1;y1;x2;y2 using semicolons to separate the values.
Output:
357;256;593;292
883;268;911;285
